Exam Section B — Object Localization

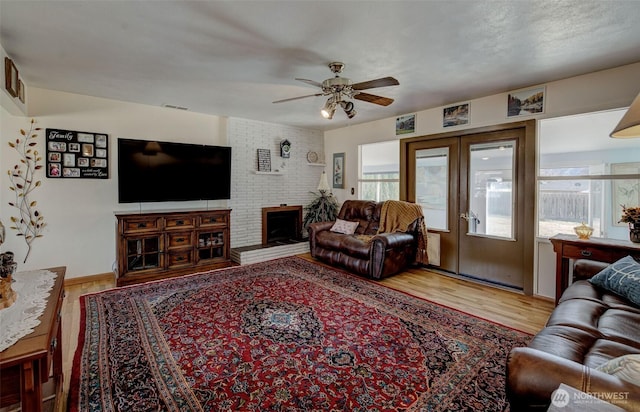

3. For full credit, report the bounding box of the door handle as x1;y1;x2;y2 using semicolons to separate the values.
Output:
461;210;480;234
460;211;481;224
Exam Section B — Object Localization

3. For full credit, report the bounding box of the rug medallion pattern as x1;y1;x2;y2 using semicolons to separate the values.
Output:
70;257;530;411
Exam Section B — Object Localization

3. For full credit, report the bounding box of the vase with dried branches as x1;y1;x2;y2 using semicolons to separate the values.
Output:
7;119;46;263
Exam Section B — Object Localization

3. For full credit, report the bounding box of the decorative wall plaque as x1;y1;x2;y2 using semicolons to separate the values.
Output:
257;148;271;172
46;128;109;178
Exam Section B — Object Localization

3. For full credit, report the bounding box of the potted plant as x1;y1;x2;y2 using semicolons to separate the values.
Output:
619;205;640;243
303;172;339;233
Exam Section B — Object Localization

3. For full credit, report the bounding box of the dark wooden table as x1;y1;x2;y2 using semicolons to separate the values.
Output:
0;266;66;412
549;234;640;304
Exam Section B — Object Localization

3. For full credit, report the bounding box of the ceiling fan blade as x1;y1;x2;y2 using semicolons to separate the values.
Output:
352;76;399;90
354;92;394;106
272;93;323;104
295;78;323;88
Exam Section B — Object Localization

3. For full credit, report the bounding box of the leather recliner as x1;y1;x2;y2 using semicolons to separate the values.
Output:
308;200;419;280
506;259;640;411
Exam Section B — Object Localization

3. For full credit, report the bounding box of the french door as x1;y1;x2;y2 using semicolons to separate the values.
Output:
401;123;534;292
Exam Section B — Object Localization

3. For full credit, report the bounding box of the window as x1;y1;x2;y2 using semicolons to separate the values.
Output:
359;141;399;201
537;109;640;240
415;147;449;230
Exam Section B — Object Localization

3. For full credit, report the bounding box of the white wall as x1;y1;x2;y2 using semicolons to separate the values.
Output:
324;62;640;298
1;89;228;278
1;88;324;279
227;118;323;247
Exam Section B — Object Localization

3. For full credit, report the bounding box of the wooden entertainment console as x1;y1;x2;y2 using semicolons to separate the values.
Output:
115;209;232;286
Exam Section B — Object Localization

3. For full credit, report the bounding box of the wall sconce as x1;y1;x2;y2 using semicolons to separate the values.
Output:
610;92;640;138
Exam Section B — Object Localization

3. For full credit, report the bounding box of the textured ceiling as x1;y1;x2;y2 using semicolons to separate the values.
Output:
2;0;640;131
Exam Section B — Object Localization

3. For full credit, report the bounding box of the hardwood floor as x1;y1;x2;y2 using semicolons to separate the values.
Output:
59;255;554;410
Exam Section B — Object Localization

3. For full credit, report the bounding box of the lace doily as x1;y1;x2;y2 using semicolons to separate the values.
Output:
0;269;57;352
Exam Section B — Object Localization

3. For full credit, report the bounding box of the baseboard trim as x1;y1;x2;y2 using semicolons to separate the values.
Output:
64;272;115;287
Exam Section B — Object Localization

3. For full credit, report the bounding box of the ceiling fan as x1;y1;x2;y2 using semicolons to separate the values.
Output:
273;62;399;119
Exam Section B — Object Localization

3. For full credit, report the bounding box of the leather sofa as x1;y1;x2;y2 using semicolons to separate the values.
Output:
308;200;419;280
507;259;640;411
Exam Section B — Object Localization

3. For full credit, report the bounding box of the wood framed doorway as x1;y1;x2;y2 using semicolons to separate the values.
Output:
400;121;536;295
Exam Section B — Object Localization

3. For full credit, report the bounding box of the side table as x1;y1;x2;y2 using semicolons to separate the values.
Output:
549;234;640;305
0;266;66;412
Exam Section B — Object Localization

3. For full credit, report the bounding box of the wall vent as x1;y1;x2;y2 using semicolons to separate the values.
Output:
162;104;189;111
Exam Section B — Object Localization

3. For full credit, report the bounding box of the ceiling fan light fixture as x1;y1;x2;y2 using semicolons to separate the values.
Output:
321;98;337;119
340;100;356;118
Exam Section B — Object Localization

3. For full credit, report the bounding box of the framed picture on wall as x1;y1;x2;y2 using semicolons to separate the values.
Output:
443;103;469;127
4;57;19;98
333;153;345;189
45;128;109;179
396;114;415;135
507;86;545;117
612;161;640;226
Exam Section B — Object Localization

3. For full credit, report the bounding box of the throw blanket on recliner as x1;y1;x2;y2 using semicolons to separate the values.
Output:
378;200;429;265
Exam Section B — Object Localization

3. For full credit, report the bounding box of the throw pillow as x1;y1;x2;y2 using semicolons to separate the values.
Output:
596;354;640;385
589;255;640;306
330;219;359;235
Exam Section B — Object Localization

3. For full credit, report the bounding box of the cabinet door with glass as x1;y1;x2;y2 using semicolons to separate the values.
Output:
124;235;163;273
196;229;228;262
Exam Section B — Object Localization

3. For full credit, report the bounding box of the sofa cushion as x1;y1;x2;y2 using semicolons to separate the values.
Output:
559;280;639;312
330;218;359;235
314;231;371;260
339;235;372;260
596;354;640;384
589;255;640;306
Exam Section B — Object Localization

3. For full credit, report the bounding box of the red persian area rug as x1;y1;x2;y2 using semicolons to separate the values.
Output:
69;257;530;411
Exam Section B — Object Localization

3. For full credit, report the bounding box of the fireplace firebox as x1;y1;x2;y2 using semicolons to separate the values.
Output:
262;206;303;245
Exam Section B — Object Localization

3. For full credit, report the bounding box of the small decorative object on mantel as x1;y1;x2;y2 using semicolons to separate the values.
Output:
7;119;47;263
46;128;109;179
280;139;291;158
573;222;594;240
619;205;640;243
0;251;17;309
306;151;318;163
257;149;271;172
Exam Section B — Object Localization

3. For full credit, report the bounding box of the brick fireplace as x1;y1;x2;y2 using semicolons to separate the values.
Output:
261;205;303;245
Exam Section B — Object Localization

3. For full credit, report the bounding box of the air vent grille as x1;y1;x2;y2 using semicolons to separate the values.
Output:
162;104;189;111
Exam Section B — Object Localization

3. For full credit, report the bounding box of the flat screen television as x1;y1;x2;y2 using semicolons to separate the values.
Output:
118;138;232;203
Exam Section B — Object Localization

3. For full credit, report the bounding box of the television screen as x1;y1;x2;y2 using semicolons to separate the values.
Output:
118;138;231;203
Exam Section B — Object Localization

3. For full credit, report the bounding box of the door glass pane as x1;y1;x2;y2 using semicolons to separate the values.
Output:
468;141;515;239
415;147;448;230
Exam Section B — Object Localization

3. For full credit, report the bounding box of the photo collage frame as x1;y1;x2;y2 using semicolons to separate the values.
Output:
46;128;109;178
